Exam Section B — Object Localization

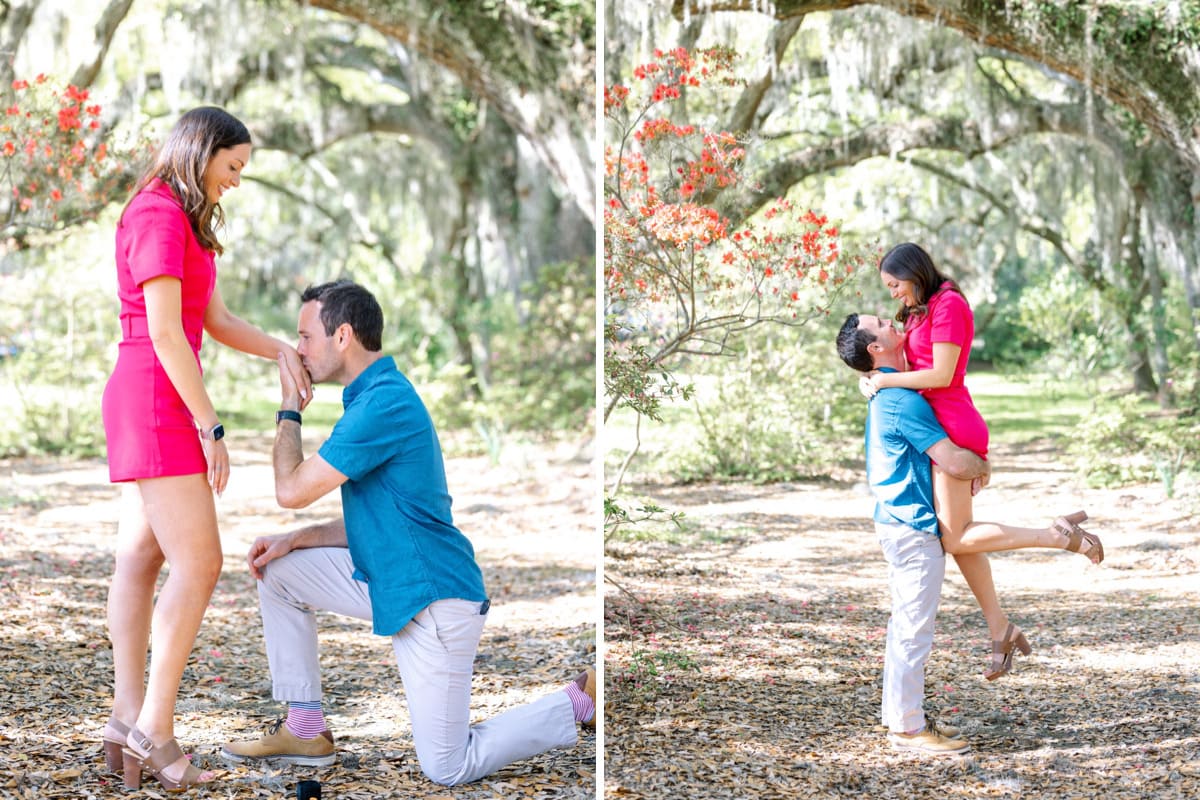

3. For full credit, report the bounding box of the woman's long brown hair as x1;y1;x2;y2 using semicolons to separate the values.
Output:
120;107;250;255
878;242;966;325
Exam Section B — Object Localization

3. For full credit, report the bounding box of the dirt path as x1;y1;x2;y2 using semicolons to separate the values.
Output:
604;439;1200;799
0;434;596;799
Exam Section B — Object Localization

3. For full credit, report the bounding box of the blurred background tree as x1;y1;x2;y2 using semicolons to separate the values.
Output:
0;0;595;456
604;0;1199;497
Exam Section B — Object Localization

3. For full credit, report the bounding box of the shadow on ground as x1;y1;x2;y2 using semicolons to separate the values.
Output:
605;443;1200;799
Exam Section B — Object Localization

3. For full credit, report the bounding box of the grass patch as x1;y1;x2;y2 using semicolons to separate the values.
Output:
969;372;1095;445
612;515;751;546
605;371;1104;488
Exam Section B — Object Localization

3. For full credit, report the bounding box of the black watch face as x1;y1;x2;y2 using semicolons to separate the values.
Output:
211;424;225;441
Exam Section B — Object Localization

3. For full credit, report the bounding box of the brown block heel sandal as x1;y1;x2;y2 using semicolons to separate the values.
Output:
101;717;130;774
984;623;1032;681
122;727;212;791
1053;511;1104;564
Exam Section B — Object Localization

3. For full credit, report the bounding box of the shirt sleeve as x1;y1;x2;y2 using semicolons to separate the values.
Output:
893;390;949;453
929;289;971;349
123;196;188;287
318;396;398;482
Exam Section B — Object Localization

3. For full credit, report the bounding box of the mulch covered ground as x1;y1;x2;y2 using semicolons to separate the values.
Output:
0;435;595;799
605;439;1200;798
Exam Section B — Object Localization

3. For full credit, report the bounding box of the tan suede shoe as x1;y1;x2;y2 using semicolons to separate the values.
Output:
221;718;336;767
887;721;970;755
580;667;596;728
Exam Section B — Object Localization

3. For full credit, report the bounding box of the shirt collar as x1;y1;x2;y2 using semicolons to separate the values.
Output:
342;355;395;406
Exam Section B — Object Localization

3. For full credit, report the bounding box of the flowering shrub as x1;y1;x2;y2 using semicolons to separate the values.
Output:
1;75;134;236
604;46;866;422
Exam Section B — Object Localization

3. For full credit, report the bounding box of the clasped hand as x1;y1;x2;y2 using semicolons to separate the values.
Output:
276;347;313;412
858;370;883;399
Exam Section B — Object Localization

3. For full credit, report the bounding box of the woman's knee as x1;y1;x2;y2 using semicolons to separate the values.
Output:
168;547;223;590
114;540;165;580
940;533;966;554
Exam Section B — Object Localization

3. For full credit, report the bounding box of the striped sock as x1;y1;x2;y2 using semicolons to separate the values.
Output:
564;681;594;724
285;701;327;740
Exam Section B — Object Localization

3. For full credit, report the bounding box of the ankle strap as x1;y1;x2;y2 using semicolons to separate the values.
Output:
129;727;185;772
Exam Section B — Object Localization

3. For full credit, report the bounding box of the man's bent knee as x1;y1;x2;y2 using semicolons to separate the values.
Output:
421;764;470;787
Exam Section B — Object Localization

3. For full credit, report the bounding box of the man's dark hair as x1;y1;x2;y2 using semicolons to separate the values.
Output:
836;313;877;372
300;280;384;352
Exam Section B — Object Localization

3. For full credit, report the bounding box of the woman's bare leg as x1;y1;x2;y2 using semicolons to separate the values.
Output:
128;474;222;784
933;467;1010;641
935;466;1077;555
108;483;165;726
950;553;1009;641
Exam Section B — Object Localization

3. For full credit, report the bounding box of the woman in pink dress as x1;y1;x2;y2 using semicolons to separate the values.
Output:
865;243;1103;680
99;107;312;791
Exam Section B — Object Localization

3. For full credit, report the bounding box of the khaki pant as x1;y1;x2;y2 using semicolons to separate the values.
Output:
255;546;578;785
876;522;945;734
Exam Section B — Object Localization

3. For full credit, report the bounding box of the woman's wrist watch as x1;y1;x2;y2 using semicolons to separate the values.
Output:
200;422;225;441
276;409;302;425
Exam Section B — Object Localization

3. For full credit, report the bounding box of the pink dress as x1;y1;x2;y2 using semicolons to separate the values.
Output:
101;179;215;482
904;283;989;458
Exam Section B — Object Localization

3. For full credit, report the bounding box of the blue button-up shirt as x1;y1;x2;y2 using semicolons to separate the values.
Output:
864;368;950;535
318;356;487;635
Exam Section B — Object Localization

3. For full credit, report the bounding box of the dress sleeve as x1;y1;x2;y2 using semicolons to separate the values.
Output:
929;290;972;349
123;196;188;287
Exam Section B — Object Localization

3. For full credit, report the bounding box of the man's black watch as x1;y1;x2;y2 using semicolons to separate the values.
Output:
201;422;225;441
276;409;303;426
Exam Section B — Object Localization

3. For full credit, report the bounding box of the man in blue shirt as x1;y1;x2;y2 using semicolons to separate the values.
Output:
836;313;989;756
222;281;594;785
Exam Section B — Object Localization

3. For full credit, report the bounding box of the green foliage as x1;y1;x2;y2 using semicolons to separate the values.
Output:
1013;267;1122;386
1068;394;1200;495
604;496;686;544
480;259;596;432
969;372;1089;444
0;218;115;458
610;646;700;700
604;318;695;422
972;256;1052;368
664;327;863;484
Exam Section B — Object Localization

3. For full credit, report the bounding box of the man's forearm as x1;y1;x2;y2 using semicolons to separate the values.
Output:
940;450;988;481
291;518;348;549
273;419;305;505
928;439;989;481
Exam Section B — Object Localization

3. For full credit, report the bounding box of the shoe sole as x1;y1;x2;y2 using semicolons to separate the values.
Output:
888;739;971;756
220;747;336;767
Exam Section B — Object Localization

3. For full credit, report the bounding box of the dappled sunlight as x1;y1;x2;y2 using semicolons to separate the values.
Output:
2;439;595;798
607;437;1200;797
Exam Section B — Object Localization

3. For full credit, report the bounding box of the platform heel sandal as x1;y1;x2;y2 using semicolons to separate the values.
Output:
1053;511;1104;564
101;717;131;774
984;623;1032;681
122;726;213;791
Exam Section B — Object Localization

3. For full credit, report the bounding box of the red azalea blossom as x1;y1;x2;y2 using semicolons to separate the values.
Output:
605;44;864;372
1;75;126;227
